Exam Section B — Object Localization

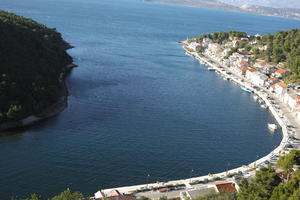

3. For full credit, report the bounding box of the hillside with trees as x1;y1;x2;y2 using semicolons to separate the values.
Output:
0;10;73;129
194;29;300;82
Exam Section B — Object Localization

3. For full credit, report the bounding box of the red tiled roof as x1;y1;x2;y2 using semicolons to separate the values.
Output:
277;82;288;88
215;182;237;193
247;68;256;72
238;67;247;71
275;69;287;74
271;84;276;89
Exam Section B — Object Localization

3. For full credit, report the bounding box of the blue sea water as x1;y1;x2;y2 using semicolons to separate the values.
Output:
0;0;299;198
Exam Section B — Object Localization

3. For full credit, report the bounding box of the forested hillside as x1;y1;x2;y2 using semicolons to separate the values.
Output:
259;29;300;81
0;10;73;124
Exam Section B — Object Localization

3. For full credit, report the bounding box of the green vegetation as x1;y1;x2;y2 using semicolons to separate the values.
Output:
11;190;84;200
196;31;248;44
276;150;300;172
0;10;73;124
194;191;236;200
258;29;300;81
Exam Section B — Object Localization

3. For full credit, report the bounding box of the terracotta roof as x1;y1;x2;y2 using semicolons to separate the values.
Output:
247;68;256;72
215;182;237;193
277;82;288;88
271;84;276;89
237;67;247;71
297;101;300;105
269;78;277;81
275;69;287;74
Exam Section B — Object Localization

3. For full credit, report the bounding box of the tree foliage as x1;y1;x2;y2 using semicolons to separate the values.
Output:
276;150;300;172
196;31;247;44
0;10;73;123
237;166;281;200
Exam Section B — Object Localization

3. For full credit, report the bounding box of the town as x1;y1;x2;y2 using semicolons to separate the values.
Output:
89;31;300;200
186;32;300;122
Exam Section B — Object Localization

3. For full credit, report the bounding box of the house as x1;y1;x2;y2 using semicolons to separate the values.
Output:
202;38;212;46
95;191;105;199
234;66;248;77
283;90;300;111
266;78;279;87
270;82;288;97
246;70;268;87
232;40;241;47
188;42;201;52
273;69;290;79
214;182;237;193
109;190;122;197
208;43;222;54
94;190;136;200
239;61;250;68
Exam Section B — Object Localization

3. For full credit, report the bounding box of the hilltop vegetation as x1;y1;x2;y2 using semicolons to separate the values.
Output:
0;10;73;125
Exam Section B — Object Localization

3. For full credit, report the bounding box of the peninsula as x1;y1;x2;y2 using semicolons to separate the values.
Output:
143;0;300;20
0;10;75;131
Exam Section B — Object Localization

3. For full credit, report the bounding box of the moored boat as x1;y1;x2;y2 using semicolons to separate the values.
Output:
268;123;278;131
241;87;251;93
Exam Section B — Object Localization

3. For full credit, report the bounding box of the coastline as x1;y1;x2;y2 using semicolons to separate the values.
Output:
94;42;298;197
0;62;76;133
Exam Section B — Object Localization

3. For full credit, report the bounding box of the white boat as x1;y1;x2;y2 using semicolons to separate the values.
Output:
253;95;258;101
268;124;277;131
261;104;268;109
241;87;251;93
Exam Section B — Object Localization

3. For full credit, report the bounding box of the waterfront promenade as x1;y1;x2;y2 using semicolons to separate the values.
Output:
95;43;300;199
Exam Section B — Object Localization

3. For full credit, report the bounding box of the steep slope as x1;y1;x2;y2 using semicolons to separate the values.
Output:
0;10;74;130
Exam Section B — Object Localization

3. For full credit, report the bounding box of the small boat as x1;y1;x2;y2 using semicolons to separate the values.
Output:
253;95;258;101
208;68;216;71
241;87;251;93
268;124;277;131
261;104;268;109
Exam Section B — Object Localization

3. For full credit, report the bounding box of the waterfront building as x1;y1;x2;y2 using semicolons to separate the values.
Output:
283;90;300;111
188;42;201;51
270;82;288;97
234;66;247;76
202;38;212;46
246;70;268;87
214;182;238;193
266;78;279;87
273;69;291;79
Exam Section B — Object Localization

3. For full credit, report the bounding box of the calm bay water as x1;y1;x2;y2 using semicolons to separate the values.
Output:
0;0;299;198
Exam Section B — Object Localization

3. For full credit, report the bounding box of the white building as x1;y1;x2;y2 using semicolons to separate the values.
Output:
246;70;268;87
188;42;201;51
283;90;300;111
270;82;288;98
